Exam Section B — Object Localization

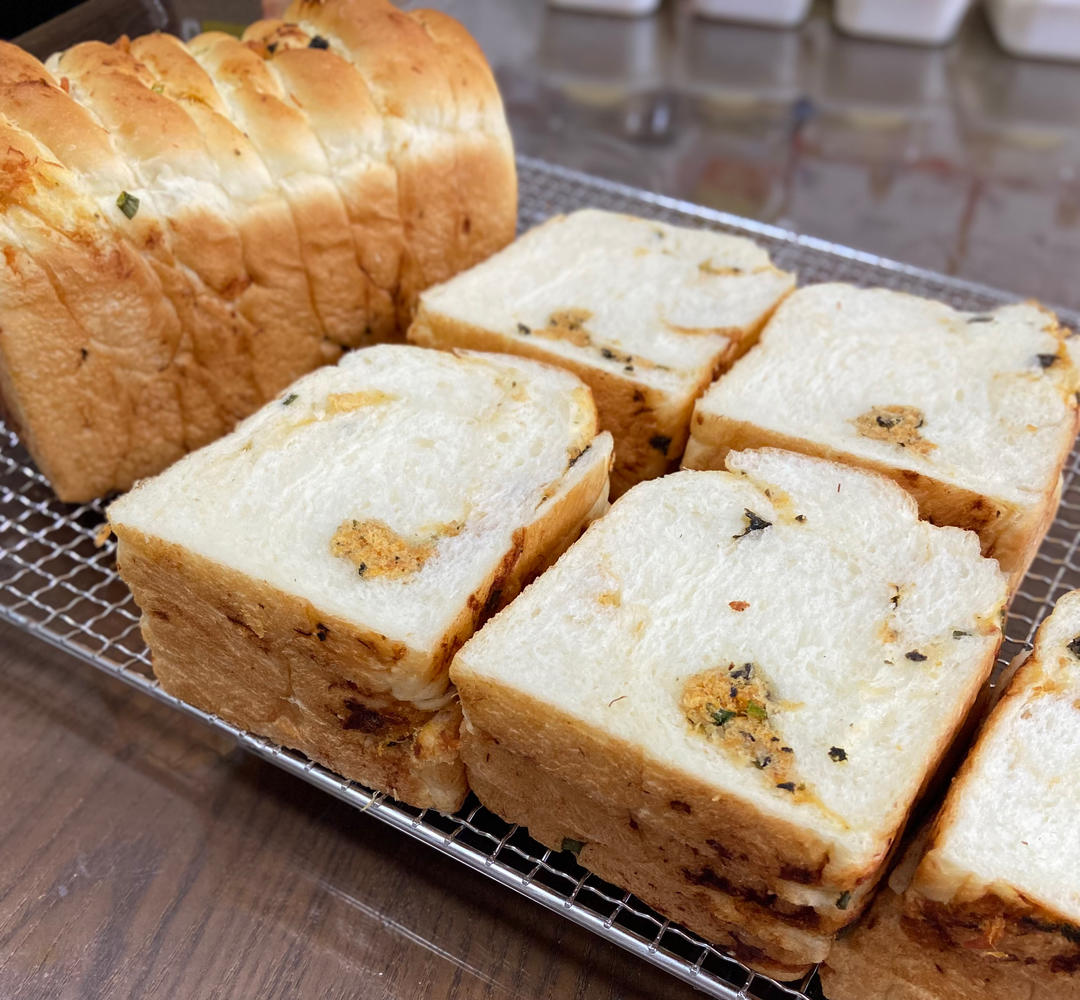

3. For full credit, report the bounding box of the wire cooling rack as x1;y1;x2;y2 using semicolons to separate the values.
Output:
3;156;1080;1000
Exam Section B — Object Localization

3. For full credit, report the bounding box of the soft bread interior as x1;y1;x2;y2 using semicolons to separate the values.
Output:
453;448;1008;878
913;589;1080;923
109;345;603;666
691;284;1077;506
414;209;794;395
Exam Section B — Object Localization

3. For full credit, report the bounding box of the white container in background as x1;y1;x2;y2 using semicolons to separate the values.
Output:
834;0;972;45
548;0;662;15
987;0;1080;61
690;0;812;28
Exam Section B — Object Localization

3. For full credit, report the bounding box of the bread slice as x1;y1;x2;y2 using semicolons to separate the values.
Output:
822;590;1080;999
451;448;1007;973
684;284;1080;593
408;210;795;496
108;345;612;812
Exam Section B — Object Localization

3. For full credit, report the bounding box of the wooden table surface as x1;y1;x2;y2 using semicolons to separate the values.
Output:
0;619;705;999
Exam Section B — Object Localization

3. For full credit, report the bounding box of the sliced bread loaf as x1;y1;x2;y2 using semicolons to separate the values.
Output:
451;448;1007;974
108;344;612;812
684;284;1080;591
408;210;794;496
822;589;1080;1000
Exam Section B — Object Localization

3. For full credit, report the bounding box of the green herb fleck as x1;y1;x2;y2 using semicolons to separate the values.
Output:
356;562;367;578
151;82;165;94
561;837;584;856
952;629;972;640
116;191;140;219
905;650;927;662
776;781;796;792
710;707;736;727
967;315;993;324
1068;636;1080;659
516;322;531;335
829;746;847;762
649;434;672;455
836;891;852;910
745;700;767;721
282;392;298;406
308;35;329;49
1037;354;1058;369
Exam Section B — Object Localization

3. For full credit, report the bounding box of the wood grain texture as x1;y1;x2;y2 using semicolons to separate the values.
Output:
0;620;704;999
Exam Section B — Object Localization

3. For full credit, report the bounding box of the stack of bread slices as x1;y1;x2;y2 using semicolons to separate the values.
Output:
63;121;1073;986
0;0;515;502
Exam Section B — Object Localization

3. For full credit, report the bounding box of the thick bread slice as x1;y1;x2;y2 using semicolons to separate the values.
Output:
184;31;373;350
286;0;517;318
0;118;190;498
126;32;335;394
684;284;1080;591
238;20;401;339
452;449;1006;970
109;345;612;811
821;591;1080;1000
409;210;794;496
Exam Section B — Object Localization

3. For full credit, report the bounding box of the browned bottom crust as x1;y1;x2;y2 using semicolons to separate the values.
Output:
822;881;1080;1000
683;412;1072;594
115;525;468;812
461;718;845;977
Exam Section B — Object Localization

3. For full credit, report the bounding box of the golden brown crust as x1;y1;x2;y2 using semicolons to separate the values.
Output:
286;0;516;318
0;1;515;501
459;718;827;976
238;22;401;340
683;412;1075;592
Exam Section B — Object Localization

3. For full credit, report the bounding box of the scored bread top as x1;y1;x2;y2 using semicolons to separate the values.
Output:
416;210;795;393
108;345;604;651
694;284;1078;506
912;589;1080;923
453;448;1007;873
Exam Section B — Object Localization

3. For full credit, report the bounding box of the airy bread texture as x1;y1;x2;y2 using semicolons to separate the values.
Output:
408;210;794;496
109;345;612;812
452;448;1007;975
684;284;1079;591
822;590;1080;999
0;0;515;502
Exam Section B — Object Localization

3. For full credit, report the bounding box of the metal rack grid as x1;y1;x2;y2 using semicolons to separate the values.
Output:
2;156;1079;1000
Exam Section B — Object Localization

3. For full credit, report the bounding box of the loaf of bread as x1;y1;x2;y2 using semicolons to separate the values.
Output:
684;284;1080;592
0;0;515;502
451;448;1007;976
822;589;1080;999
108;344;612;812
408;210;794;496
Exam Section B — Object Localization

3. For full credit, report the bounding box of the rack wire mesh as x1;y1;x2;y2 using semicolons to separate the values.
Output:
2;156;1079;1000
